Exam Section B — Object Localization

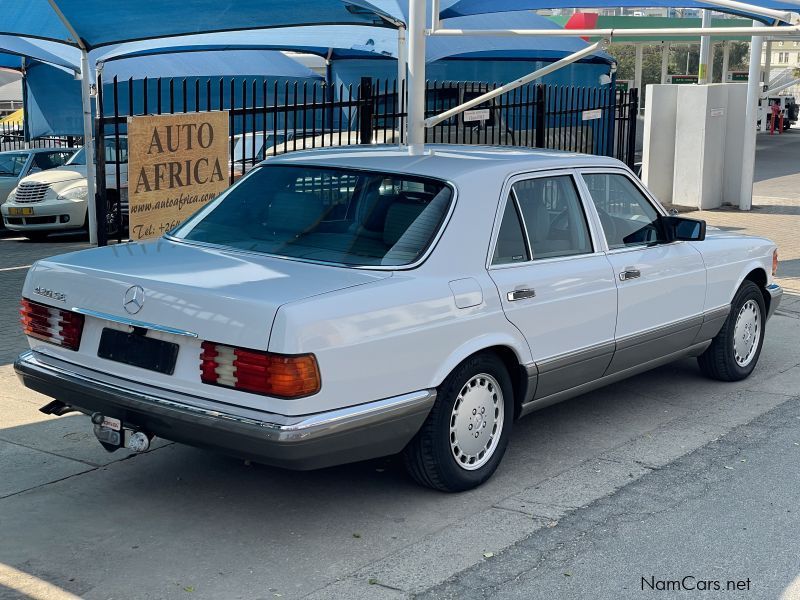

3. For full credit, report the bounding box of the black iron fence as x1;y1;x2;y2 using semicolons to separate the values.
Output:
0;122;79;151
94;75;638;244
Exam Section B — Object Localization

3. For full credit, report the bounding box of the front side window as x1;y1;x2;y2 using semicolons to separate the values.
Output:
582;173;665;249
172;165;453;267
67;137;128;166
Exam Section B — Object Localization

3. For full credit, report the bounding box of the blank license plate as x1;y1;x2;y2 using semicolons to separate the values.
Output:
98;328;179;375
8;207;33;216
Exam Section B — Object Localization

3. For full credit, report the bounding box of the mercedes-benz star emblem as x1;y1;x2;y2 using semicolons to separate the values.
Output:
123;285;145;315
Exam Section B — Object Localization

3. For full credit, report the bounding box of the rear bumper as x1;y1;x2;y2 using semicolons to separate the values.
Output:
14;350;435;470
766;283;783;320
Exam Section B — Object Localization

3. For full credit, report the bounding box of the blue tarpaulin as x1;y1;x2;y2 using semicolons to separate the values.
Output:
22;50;321;137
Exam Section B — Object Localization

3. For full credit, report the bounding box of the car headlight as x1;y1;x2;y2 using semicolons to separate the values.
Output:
57;186;88;201
7;189;15;202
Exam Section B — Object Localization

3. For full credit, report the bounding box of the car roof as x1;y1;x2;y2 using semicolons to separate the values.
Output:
259;144;626;181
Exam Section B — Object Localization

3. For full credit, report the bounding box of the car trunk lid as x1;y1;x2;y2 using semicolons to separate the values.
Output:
24;238;388;351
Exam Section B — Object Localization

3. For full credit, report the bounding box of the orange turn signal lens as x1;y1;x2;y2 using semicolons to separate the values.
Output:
772;249;779;276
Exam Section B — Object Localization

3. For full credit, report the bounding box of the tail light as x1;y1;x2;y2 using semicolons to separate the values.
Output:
200;341;321;398
20;298;84;351
772;249;779;276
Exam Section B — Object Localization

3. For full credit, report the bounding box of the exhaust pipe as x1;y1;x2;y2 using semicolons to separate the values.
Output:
39;400;78;416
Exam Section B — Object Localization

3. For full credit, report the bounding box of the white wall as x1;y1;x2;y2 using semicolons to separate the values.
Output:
642;83;747;209
672;84;728;209
642;84;678;204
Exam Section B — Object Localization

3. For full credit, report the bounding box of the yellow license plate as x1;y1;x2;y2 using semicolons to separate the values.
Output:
8;207;33;216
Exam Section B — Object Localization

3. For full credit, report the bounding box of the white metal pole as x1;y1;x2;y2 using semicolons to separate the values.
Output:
407;0;426;154
397;25;407;146
80;50;98;244
661;42;670;84
634;43;644;91
764;40;773;86
740;28;763;211
762;77;800;96
698;0;793;24
425;41;604;127
722;40;730;80
699;10;713;83
427;25;800;37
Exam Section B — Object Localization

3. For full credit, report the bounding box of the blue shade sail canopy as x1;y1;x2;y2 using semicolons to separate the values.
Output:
102;50;322;81
0;35;80;71
443;0;800;24
0;0;397;49
93;11;609;65
23;50;323;137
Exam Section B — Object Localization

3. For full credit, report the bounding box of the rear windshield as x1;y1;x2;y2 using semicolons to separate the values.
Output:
172;164;453;267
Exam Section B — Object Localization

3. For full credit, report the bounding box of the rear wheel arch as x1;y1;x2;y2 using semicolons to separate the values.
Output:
436;344;529;419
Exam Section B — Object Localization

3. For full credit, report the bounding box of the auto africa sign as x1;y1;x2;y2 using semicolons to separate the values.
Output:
128;111;229;240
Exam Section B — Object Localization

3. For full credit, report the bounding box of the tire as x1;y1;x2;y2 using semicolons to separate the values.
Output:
24;232;49;242
698;280;766;381
403;353;514;492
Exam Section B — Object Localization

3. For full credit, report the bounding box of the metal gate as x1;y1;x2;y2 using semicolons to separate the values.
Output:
94;75;638;244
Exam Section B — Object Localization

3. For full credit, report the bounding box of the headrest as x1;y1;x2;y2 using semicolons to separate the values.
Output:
383;202;426;247
268;192;324;234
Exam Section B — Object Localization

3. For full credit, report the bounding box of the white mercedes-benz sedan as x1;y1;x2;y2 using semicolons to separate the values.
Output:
15;145;782;491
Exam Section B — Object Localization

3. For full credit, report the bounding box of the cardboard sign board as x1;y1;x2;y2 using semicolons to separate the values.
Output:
463;109;491;122
582;108;602;121
128;111;229;240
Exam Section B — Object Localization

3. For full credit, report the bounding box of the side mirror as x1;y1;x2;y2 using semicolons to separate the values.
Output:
660;216;706;242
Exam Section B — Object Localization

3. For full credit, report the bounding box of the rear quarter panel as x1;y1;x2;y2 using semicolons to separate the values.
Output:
269;172;533;414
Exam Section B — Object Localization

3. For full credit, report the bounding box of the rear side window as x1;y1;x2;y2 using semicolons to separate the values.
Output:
173;165;453;267
515;176;592;260
492;195;529;265
492;175;593;265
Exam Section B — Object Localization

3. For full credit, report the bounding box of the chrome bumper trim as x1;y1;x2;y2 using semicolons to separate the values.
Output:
14;351;436;468
766;283;783;320
70;307;199;338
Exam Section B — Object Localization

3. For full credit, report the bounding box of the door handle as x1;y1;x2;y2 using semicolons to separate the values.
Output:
507;288;536;301
619;268;641;281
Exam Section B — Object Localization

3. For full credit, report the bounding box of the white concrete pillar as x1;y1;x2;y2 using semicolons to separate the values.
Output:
634;43;644;91
764;40;773;86
740;29;764;211
406;0;426;154
698;10;713;84
397;25;407;145
661;42;670;84
722;41;730;81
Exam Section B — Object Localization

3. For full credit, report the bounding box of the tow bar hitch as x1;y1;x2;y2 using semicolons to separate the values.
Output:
90;412;152;453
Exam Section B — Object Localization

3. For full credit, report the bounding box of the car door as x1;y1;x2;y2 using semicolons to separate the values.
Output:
577;169;707;374
488;171;618;402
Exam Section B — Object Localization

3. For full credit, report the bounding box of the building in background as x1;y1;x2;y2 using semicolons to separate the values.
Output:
0;69;22;118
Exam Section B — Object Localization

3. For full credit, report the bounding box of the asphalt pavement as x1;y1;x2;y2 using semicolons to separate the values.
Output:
421;396;800;600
